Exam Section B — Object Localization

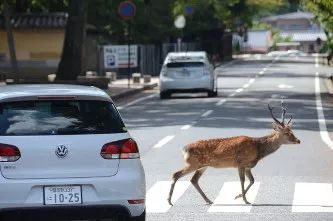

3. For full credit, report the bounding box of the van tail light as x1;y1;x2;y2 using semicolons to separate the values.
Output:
0;144;21;162
101;139;140;159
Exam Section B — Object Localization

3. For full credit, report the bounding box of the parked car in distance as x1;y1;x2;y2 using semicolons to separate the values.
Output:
266;50;289;57
0;84;146;221
287;49;307;57
159;51;217;99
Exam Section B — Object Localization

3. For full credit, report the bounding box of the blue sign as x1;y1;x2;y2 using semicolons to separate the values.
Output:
184;5;194;15
118;1;136;19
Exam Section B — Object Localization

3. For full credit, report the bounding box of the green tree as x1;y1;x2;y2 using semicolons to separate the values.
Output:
302;0;333;61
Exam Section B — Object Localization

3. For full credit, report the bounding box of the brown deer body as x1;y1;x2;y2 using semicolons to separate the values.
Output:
168;104;300;205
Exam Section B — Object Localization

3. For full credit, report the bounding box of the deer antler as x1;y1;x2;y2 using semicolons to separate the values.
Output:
287;115;293;125
281;101;287;124
268;104;283;126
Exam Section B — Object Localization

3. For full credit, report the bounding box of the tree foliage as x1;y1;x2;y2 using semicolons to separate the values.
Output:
302;0;333;58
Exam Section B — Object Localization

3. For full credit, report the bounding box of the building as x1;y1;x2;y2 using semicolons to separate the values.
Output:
262;11;327;53
233;30;272;53
0;12;98;81
0;13;66;80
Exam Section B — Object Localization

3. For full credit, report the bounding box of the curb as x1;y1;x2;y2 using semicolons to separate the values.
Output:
324;77;333;95
109;83;158;100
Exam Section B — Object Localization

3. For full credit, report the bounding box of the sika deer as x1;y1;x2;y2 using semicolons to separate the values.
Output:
168;103;300;205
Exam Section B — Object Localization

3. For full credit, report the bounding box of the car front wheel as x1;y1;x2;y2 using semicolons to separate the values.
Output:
160;91;171;99
208;90;217;97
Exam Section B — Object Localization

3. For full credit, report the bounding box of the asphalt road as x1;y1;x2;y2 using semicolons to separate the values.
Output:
117;55;333;221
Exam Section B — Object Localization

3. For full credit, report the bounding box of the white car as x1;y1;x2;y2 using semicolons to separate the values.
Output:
159;51;217;99
0;85;146;221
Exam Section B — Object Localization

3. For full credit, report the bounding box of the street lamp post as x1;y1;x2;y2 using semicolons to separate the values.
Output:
118;1;136;88
174;15;186;52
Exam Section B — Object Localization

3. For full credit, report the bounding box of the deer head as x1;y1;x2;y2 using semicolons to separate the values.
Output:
268;102;300;144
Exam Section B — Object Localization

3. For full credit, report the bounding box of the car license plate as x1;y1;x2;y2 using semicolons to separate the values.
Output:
44;185;82;205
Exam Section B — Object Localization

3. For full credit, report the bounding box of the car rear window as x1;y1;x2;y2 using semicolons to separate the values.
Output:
166;62;204;68
0;100;126;136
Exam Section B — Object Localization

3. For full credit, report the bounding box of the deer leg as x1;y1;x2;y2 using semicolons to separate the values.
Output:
235;168;254;200
167;166;196;206
190;167;212;205
237;167;250;204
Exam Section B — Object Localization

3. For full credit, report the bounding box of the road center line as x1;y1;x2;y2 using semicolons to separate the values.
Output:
202;110;213;117
236;88;243;93
153;135;175;148
117;94;156;110
243;83;250;88
248;78;255;84
216;99;227;106
315;72;333;150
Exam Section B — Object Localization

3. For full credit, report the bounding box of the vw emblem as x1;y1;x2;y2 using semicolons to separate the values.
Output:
55;145;68;158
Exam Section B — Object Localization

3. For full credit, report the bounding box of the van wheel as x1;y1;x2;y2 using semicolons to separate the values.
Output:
208;90;217;97
160;92;171;99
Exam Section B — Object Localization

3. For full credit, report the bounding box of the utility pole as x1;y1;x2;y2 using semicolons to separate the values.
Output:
3;0;19;83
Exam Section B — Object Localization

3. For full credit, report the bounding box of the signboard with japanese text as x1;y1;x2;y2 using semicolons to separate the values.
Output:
103;45;138;69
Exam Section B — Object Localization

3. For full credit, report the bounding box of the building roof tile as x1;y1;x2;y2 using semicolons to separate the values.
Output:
0;12;68;29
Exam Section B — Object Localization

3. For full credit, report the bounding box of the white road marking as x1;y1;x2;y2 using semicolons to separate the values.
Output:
259;71;264;75
216;99;227;106
153;135;175;148
236;88;244;93
181;124;192;130
315;72;333;150
315;56;319;68
229;93;236;97
243;83;250;88
292;183;333;212
146;181;190;213
278;84;294;89
208;182;260;213
202;110;213;117
248;79;255;84
263;67;267;71
117;94;156;110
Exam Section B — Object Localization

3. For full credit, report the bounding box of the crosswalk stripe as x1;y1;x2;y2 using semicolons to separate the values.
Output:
146;181;190;213
208;181;260;213
292;183;333;212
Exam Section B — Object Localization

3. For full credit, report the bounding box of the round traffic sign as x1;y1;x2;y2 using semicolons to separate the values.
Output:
118;1;136;19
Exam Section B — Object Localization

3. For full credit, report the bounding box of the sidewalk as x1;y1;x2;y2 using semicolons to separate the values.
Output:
105;76;159;99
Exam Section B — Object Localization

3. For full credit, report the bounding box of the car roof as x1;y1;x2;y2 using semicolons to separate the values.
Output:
167;51;207;57
0;84;111;102
165;51;208;63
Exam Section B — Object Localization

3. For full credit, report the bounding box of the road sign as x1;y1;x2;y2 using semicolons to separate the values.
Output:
104;45;138;69
118;1;136;19
184;5;194;15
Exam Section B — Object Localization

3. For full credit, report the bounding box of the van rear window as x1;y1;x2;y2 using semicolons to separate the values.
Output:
166;62;204;68
0;100;126;136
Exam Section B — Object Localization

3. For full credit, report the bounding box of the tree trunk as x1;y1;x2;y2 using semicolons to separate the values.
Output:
56;0;86;80
4;0;19;83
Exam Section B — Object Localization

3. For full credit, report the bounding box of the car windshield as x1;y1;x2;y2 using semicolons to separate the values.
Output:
166;62;204;68
0;100;126;135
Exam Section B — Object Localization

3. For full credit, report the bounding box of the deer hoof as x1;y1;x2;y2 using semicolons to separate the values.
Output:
234;194;242;200
167;198;173;206
243;199;251;204
206;199;213;205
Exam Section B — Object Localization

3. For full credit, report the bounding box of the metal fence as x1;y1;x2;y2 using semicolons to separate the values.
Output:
139;42;201;76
